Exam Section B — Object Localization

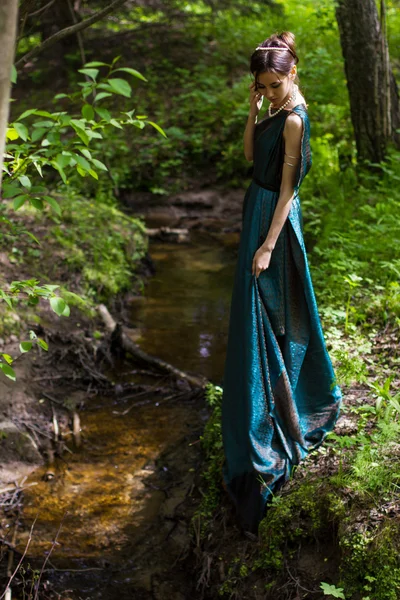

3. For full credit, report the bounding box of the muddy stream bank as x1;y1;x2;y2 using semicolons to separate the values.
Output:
12;229;239;599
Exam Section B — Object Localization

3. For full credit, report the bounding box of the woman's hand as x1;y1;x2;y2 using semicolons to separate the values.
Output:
252;245;272;278
249;81;263;117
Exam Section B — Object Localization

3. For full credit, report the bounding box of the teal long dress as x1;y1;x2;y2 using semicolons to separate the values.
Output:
221;104;342;534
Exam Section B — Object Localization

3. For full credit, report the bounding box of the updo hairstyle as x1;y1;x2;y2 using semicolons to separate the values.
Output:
250;31;300;90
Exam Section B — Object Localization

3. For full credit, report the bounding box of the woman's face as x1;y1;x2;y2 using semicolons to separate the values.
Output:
254;69;295;107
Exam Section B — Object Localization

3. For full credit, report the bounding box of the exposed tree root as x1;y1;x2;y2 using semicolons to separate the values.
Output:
97;303;208;390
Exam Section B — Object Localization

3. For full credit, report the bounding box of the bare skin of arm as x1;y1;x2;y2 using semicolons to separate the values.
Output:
252;112;303;278
244;81;263;161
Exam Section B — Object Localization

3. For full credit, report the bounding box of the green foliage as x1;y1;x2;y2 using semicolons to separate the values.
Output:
11;192;148;303
0;59;156;379
0;329;48;382
191;383;224;538
3;58;164;210
321;582;346;599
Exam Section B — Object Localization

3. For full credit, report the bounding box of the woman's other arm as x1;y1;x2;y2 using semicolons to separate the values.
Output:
244;81;263;162
262;113;302;250
251;113;302;278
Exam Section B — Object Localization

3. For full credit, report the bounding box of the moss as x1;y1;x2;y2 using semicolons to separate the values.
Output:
46;193;148;301
191;383;224;538
339;525;400;600
255;482;342;571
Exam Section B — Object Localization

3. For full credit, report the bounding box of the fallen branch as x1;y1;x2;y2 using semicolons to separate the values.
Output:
97;304;207;390
0;483;38;496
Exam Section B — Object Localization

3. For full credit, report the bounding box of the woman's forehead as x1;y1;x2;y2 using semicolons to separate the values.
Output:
255;71;284;85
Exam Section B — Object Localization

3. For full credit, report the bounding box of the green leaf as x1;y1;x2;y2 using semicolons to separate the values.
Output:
1;353;13;365
82;104;95;120
91;158;108;171
3;184;23;198
33;161;43;177
54;93;69;100
110;119;123;129
86;130;102;140
44;196;61;216
70;118;86;131
320;582;346;599
61;304;70;317
13;122;29;141
30;198;44;210
18;175;32;189
111;55;121;67
32;120;54;128
52;161;67;184
88;169;98;180
6;127;19;140
94;107;111;122
16;108;37;120
56;153;71;169
11;65;17;84
112;67;147;82
107;78;132;98
50;296;66;316
78;68;99;80
31;128;47;142
146;121;167;138
93;92;112;102
0;363;16;381
59;114;72;126
79;148;92;160
37;338;49;351
73;153;91;171
26;231;40;245
34;111;56;118
84;61;109;67
74;128;90;146
20;342;32;353
76;166;87;177
13;195;28;210
41;284;59;292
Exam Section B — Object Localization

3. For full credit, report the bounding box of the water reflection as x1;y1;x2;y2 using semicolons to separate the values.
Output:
129;232;238;383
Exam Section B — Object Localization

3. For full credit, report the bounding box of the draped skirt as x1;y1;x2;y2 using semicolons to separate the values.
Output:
221;181;342;533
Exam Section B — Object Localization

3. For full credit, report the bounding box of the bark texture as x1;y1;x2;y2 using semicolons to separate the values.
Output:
0;1;19;192
335;0;400;163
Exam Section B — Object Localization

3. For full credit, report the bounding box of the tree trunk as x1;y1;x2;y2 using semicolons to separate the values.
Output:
0;1;18;193
335;0;400;163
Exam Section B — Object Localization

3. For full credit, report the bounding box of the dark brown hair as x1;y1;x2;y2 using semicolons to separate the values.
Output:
250;31;299;90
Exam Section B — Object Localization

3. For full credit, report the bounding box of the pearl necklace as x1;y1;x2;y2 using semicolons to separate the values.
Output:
268;85;298;118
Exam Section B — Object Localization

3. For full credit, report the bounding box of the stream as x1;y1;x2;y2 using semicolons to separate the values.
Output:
17;231;238;598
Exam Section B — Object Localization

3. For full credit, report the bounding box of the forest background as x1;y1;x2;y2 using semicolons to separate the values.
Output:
0;0;400;599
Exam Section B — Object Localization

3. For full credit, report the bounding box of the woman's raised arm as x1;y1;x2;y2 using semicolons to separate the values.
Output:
244;81;263;161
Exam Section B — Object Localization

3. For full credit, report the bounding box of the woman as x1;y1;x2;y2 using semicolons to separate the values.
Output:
221;31;342;535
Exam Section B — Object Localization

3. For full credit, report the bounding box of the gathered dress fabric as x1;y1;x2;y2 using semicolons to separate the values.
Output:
221;104;342;534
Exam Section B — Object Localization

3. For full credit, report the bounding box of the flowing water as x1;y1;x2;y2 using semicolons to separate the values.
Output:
17;231;238;596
